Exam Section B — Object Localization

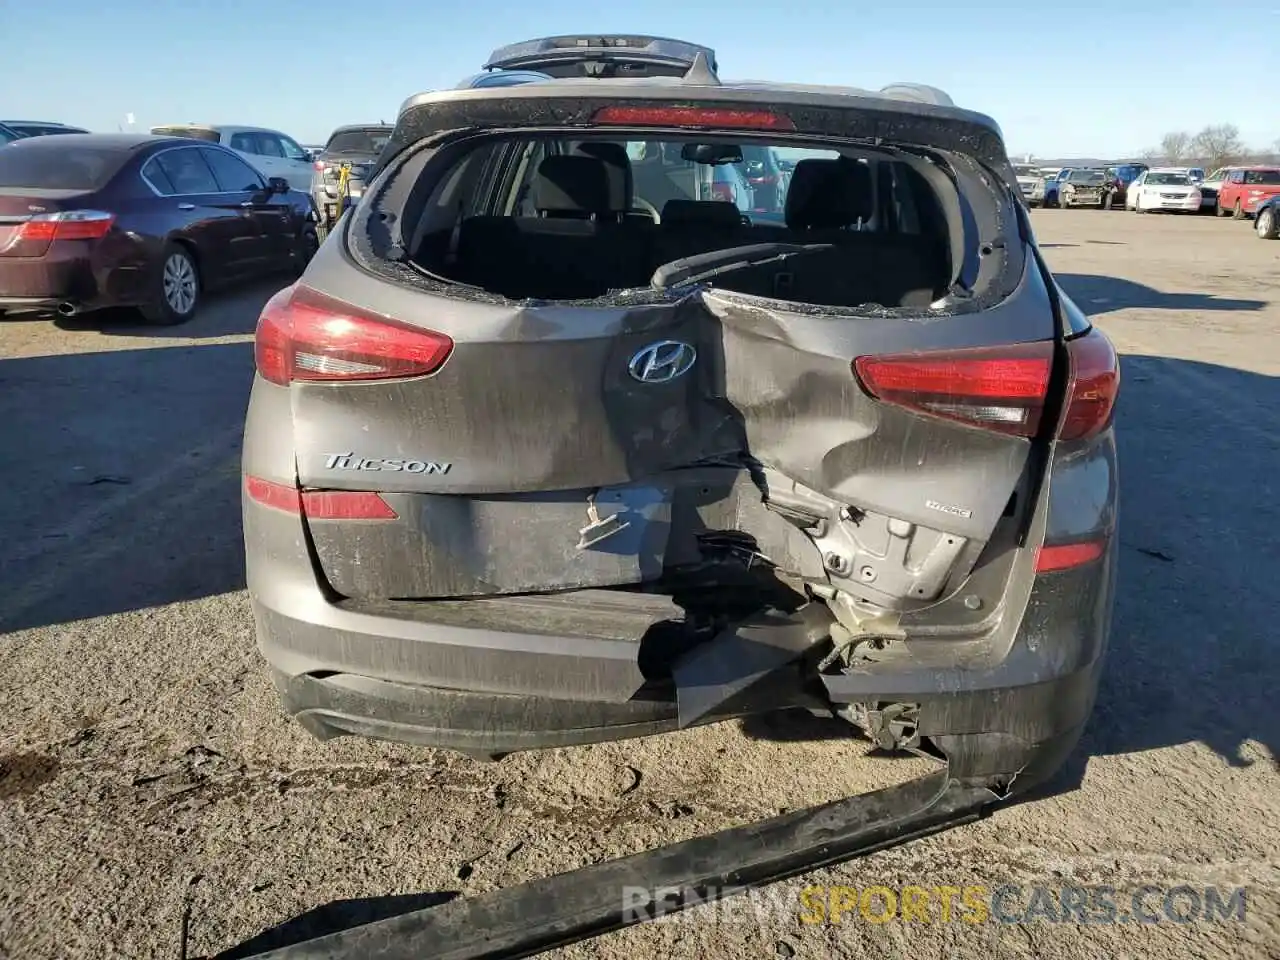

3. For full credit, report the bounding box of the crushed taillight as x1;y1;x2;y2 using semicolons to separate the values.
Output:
853;341;1054;437
1059;328;1119;441
591;106;796;130
254;284;453;386
1;210;115;257
244;476;398;520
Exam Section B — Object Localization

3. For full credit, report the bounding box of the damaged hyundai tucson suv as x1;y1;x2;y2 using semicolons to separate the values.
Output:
242;65;1119;796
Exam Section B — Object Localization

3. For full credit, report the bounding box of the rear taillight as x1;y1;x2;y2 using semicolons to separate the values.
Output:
313;160;325;171
254;284;453;386
591;106;796;131
748;174;779;186
1034;539;1106;573
853;342;1054;437
1058;328;1119;441
245;476;398;520
2;210;115;257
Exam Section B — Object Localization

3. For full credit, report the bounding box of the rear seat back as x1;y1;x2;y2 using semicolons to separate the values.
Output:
456;155;654;299
710;158;942;307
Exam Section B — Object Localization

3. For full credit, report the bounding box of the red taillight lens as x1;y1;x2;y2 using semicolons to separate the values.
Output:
2;210;115;257
591;106;796;130
1035;538;1106;573
244;476;398;520
853;342;1054;437
313;160;325;171
254;284;453;386
748;174;779;186
1059;329;1119;441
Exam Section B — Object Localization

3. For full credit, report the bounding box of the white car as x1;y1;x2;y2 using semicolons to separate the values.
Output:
1013;164;1041;202
1126;168;1202;214
149;124;314;191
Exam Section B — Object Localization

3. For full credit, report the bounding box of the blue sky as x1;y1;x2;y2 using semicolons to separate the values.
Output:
6;0;1274;158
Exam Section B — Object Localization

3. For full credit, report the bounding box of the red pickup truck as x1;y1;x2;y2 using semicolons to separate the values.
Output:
1216;167;1280;219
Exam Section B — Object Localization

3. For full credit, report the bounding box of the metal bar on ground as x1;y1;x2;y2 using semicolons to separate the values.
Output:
236;767;996;960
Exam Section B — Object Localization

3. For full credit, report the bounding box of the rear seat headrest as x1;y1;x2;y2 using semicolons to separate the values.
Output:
785;158;874;229
533;155;613;215
573;142;634;212
660;199;743;228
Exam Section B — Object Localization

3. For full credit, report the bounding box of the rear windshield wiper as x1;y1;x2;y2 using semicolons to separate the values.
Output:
651;242;832;290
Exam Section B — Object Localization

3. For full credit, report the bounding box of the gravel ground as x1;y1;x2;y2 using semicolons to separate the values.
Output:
0;210;1276;960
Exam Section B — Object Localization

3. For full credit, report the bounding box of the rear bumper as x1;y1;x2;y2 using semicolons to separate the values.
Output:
249;472;1113;777
0;248;148;312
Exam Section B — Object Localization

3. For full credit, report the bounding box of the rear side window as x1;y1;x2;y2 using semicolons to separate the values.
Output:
152;126;220;143
0;144;126;190
140;156;177;195
201;147;262;191
155;148;219;194
1243;170;1280;185
325;128;393;154
230;132;268;155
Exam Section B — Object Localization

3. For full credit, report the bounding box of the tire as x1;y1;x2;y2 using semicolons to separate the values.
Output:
1061;191;1072;209
1257;208;1279;239
294;225;319;276
139;243;200;326
1103;192;1113;210
1215;201;1230;218
1233;199;1245;220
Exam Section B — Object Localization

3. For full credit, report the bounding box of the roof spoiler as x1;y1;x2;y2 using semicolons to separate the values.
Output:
481;34;720;81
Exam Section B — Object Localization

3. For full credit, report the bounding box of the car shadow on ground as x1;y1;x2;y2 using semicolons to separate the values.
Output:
39;277;287;339
206;891;460;959
1055;273;1267;315
0;339;253;633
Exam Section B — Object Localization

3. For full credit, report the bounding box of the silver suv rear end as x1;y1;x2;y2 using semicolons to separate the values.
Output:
242;67;1119;793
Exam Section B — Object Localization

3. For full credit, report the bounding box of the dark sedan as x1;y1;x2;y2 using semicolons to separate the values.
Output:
1;120;90;138
0;134;318;324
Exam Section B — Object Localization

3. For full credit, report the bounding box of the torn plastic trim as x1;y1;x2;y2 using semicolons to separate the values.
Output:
233;768;996;960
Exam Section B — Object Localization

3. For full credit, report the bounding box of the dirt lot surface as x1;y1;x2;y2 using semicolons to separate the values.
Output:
1;210;1277;959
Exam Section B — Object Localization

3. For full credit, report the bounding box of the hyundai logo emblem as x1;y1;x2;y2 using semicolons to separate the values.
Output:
627;340;697;384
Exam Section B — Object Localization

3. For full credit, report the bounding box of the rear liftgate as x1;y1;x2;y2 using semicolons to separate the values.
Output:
235;768;998;960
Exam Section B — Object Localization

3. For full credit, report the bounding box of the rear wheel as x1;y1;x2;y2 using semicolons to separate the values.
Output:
1257;208;1278;239
1233;199;1245;220
139;243;200;326
295;225;320;275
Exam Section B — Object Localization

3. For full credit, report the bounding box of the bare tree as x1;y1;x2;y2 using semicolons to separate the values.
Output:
1160;131;1192;163
1192;124;1245;170
1139;146;1161;162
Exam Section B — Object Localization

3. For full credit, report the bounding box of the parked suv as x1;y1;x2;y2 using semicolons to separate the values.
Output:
1215;166;1280;219
149;124;314;191
735;145;788;214
1100;162;1147;209
242;36;1119;800
310;124;393;230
